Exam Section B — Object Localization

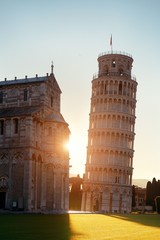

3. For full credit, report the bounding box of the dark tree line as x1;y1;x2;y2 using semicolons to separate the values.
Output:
146;178;160;211
132;185;136;207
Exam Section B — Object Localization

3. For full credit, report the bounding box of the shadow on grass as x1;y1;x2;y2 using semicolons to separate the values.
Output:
110;214;160;228
0;214;84;240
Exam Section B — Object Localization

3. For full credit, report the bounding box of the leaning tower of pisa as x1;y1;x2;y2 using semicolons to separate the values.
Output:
81;51;138;213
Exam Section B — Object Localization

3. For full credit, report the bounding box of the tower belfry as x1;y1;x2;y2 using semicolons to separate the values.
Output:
81;50;138;213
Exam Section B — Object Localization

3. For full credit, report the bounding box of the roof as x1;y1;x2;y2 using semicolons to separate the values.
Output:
0;75;49;86
0;73;62;94
0;106;67;124
45;112;67;124
0;106;39;118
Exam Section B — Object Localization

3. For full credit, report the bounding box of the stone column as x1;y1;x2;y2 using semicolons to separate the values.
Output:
100;192;102;211
109;192;112;213
119;193;122;213
34;160;38;211
90;191;93;211
61;173;64;209
40;163;46;211
6;152;12;209
64;172;69;211
53;172;56;209
23;155;32;211
81;191;87;211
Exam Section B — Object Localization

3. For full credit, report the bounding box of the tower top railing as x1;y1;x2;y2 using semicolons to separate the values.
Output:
93;72;136;81
98;51;132;58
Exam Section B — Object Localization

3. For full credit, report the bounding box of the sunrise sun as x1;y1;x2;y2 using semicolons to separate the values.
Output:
66;136;78;156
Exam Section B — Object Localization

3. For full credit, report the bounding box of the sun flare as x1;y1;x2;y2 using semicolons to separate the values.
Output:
65;133;86;176
66;137;78;156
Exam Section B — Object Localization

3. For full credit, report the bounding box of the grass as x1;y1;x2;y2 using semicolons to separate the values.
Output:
0;213;159;240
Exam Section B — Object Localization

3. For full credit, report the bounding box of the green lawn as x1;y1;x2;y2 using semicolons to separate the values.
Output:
0;213;160;240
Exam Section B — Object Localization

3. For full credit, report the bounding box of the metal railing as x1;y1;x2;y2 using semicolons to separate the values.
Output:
93;72;136;81
98;51;132;58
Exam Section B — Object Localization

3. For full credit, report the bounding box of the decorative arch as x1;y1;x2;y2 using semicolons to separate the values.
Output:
0;153;9;164
0;176;8;189
12;152;24;164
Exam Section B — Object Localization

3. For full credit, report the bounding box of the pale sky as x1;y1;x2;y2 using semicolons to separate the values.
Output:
0;0;160;180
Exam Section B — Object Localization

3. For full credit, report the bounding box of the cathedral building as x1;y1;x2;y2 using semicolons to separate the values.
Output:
0;65;70;212
81;51;138;213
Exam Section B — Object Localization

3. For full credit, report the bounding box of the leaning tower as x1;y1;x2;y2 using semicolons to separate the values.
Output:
81;50;137;213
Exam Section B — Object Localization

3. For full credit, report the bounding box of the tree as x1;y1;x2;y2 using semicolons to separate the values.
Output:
132;185;136;208
146;181;152;206
155;196;160;214
146;178;160;211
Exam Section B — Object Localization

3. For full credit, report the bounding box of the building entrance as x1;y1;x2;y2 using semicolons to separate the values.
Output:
0;192;6;209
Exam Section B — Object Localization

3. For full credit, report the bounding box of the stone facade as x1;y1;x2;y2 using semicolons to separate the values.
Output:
82;51;138;213
134;187;146;211
0;69;70;212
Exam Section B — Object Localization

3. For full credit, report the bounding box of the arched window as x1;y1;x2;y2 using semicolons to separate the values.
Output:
112;60;116;68
13;118;19;134
48;127;52;136
51;96;53;107
119;68;123;76
102;65;109;75
24;89;28;101
0;120;4;135
0;91;3;104
118;82;122;95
